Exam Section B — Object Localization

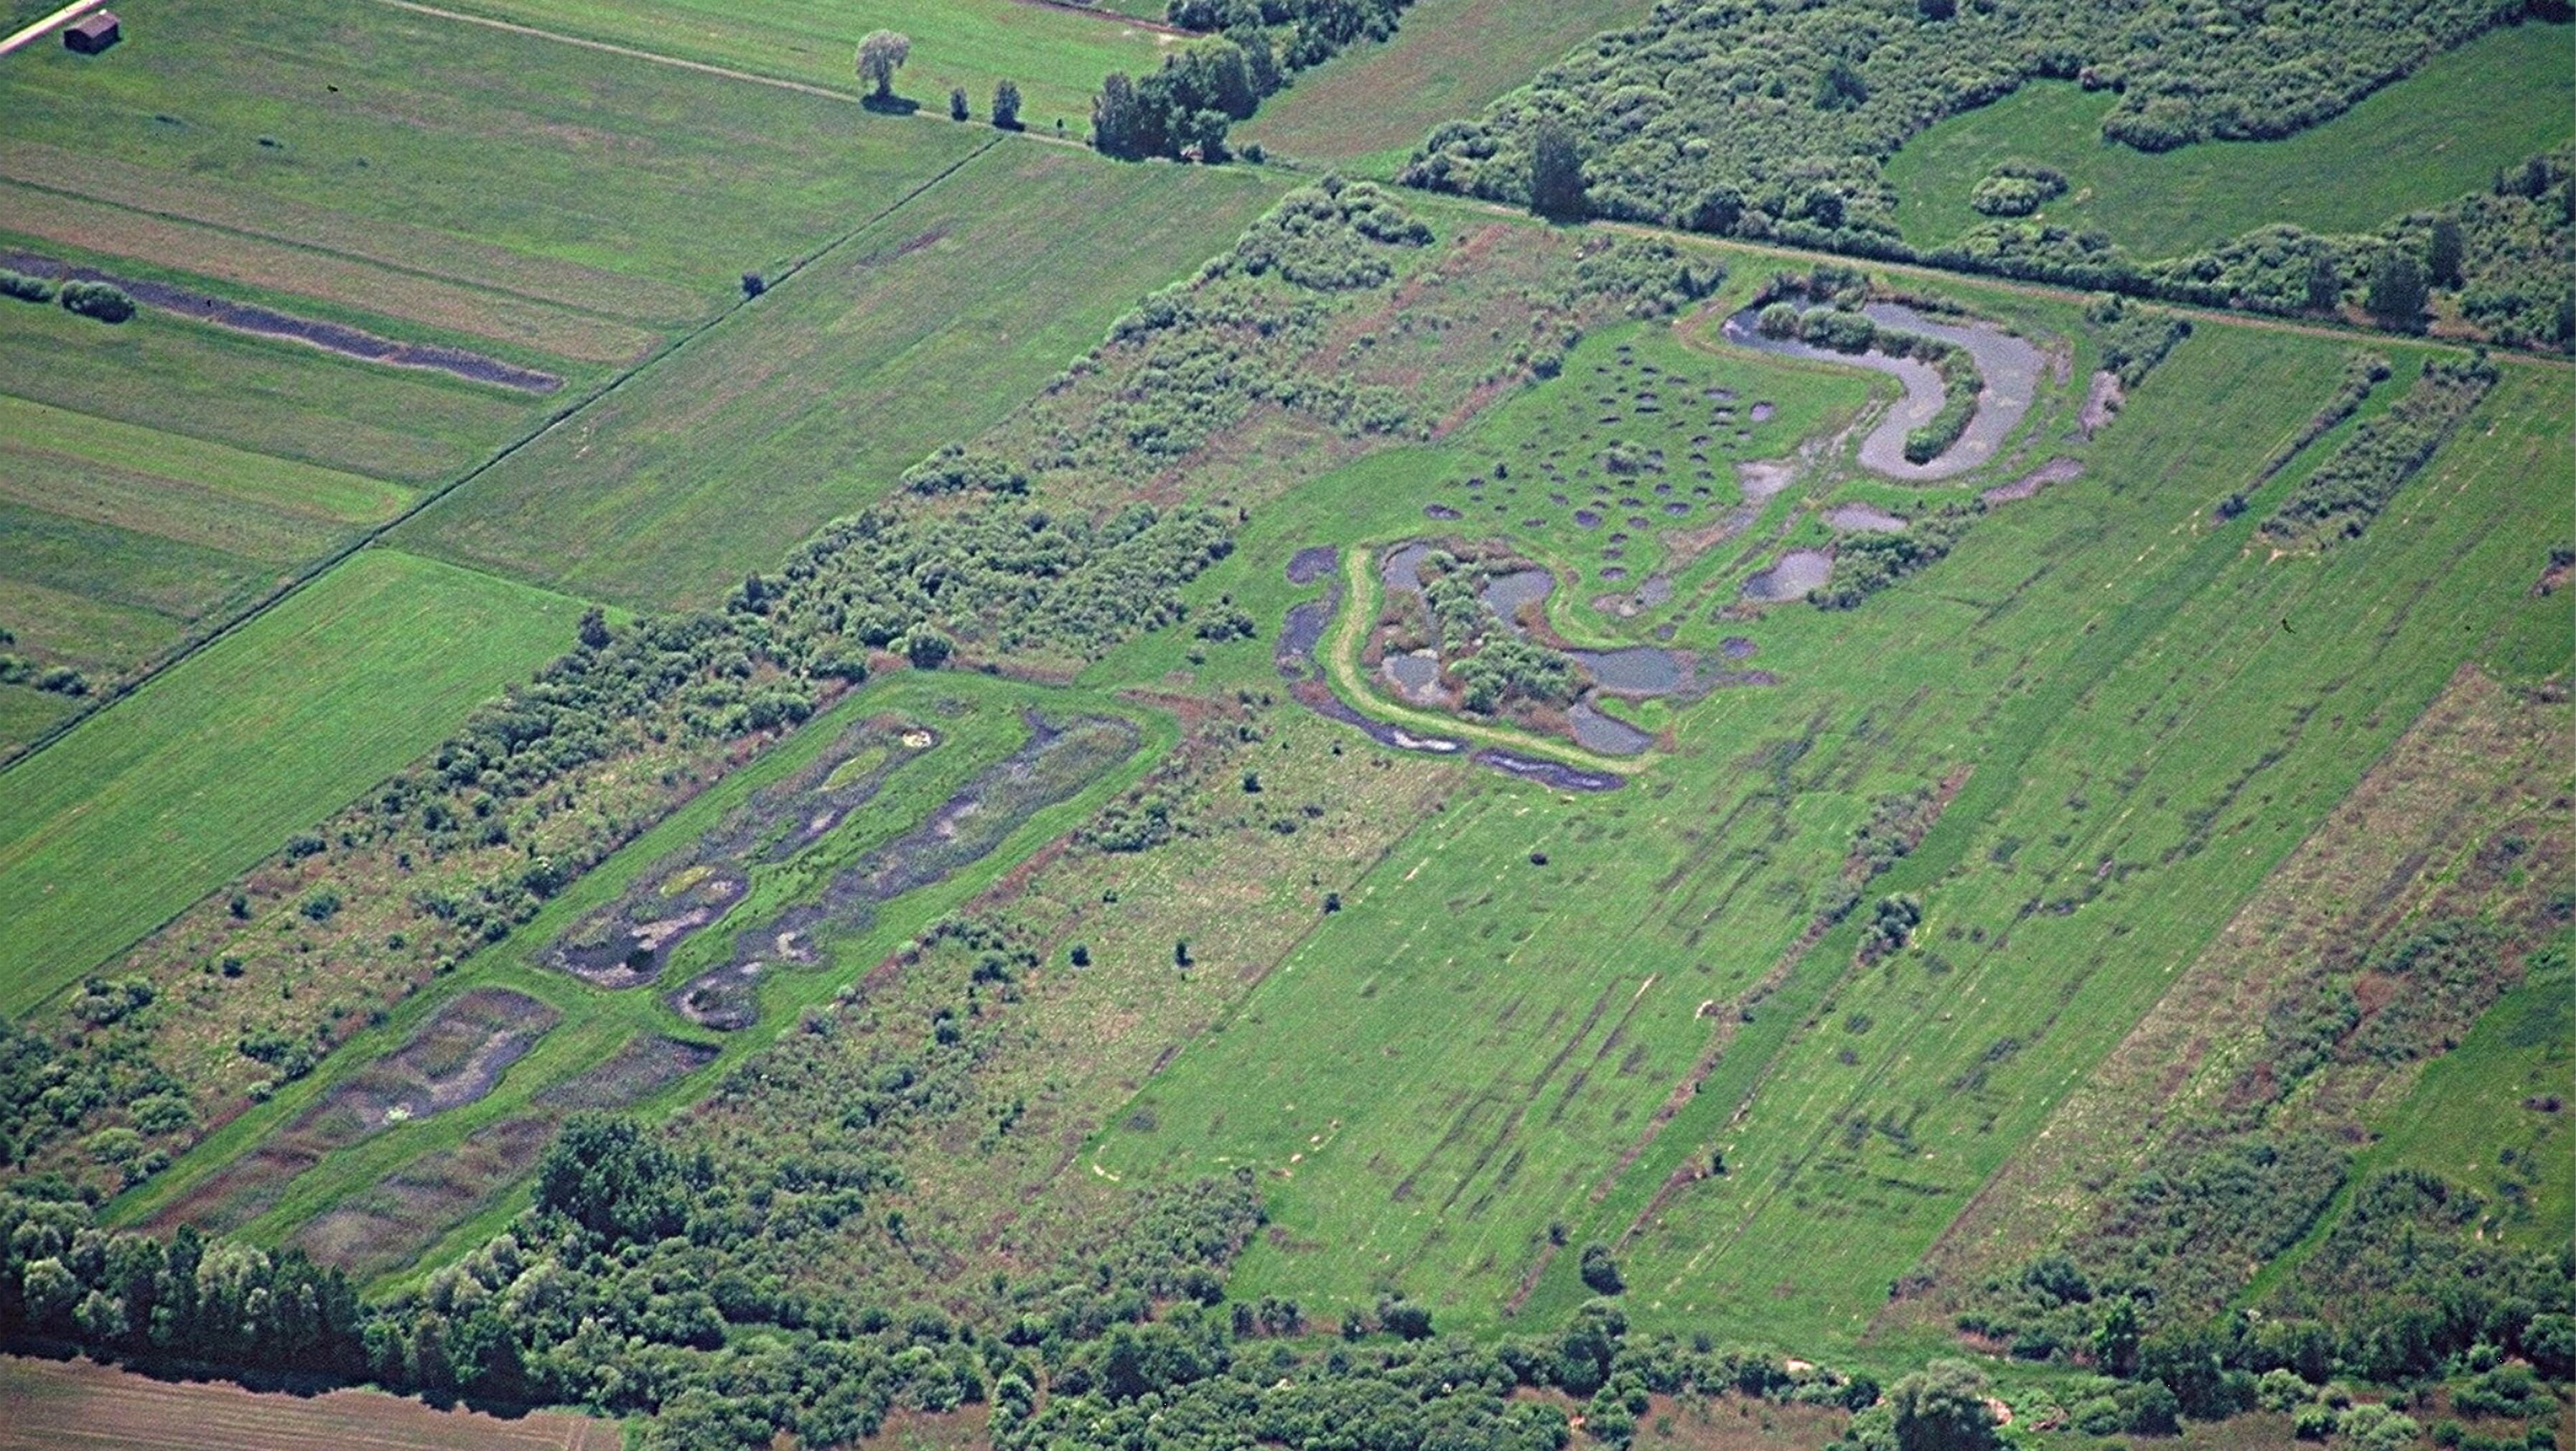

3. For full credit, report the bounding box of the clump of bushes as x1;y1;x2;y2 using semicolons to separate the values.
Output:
0;269;54;304
58;279;136;323
2086;292;2193;386
2263;353;2497;546
1970;161;2070;218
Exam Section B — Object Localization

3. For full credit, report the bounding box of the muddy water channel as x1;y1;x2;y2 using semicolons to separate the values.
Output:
666;714;1138;1030
1274;554;1625;790
1719;302;2040;480
547;717;935;989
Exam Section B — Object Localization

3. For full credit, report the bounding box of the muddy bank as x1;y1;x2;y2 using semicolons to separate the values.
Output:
2078;370;2124;437
1285;544;1340;586
1274;587;1623;790
546;717;931;987
1472;748;1625;792
1983;456;2084;505
1568;702;1653;755
4;251;561;393
139;989;558;1236
1719;302;2041;480
670;713;1141;1030
1744;549;1833;602
1824;503;1906;532
535;1034;719;1110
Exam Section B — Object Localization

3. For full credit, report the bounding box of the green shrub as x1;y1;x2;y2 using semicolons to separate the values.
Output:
57;279;135;323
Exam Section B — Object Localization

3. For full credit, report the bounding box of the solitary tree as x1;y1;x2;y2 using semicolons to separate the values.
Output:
1529;116;1586;220
992;78;1022;130
2425;217;2465;289
948;85;969;121
855;29;910;101
2365;248;2428;330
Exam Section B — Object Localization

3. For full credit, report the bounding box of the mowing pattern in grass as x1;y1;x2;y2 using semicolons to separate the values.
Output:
1884;24;2576;259
1895;666;2572;1320
0;1354;620;1451
0;550;588;1018
0;0;984;322
424;0;1174;134
1091;319;2572;1350
1238;0;1653;174
397;145;1284;610
0;393;419;748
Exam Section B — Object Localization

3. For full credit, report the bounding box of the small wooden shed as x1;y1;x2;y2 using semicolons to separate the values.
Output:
63;11;120;53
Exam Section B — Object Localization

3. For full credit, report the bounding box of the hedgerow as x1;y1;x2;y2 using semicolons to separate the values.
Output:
2262;353;2498;546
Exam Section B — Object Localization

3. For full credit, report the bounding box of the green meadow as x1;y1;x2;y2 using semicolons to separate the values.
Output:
1091;294;2575;1357
1885;22;2576;258
0;550;589;1017
1238;0;1655;174
427;0;1177;134
397;143;1284;610
0;0;983;319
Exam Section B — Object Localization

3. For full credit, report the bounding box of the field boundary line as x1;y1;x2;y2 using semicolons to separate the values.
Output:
0;170;673;333
0;139;1007;1004
0;0;101;56
1402;192;2575;371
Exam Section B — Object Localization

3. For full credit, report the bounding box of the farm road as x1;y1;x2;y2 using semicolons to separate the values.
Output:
0;0;104;57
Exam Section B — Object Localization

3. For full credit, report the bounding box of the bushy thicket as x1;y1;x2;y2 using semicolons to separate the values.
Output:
1093;0;1415;161
57;279;134;323
1409;551;1584;714
2396;145;2576;349
1810;505;1977;609
1401;0;2524;223
1399;6;2567;348
1969;161;2068;218
0;269;53;304
1956;918;2572;1401
2086;293;2192;387
2262;354;2498;546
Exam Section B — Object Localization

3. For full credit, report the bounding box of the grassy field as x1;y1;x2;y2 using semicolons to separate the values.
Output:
0;1354;620;1451
0;393;419;740
1885;22;2576;258
1236;0;1653;174
396;143;1284;610
0;0;984;321
0;549;589;1018
0;293;546;490
2339;939;2575;1250
1088;286;2575;1356
425;0;1177;134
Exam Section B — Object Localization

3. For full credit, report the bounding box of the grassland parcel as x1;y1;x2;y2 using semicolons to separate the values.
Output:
1091;297;2574;1358
0;286;546;490
0;179;660;367
1237;0;1653;174
111;673;1173;1289
1884;21;2576;258
0;549;590;1019
396;144;1284;610
1892;663;2572;1325
1553;348;2575;1356
0;1354;621;1451
419;0;1176;134
0;0;985;324
0;395;416;716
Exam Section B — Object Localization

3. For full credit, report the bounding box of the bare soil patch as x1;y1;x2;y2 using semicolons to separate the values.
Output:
0;1355;618;1451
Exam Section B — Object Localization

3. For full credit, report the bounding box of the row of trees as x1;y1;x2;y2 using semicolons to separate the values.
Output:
854;31;1021;129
